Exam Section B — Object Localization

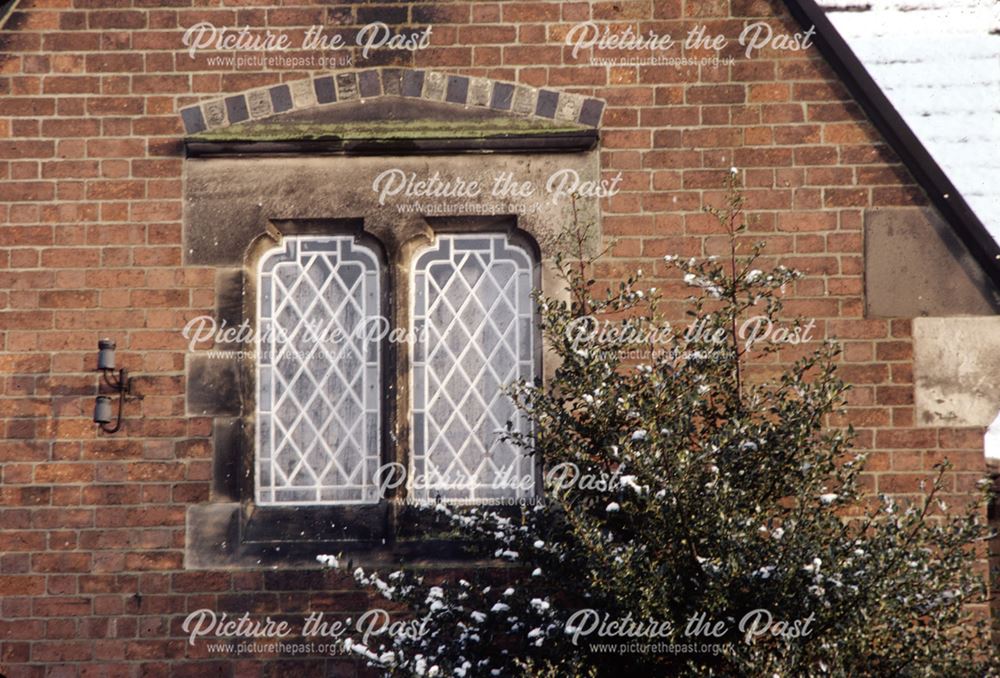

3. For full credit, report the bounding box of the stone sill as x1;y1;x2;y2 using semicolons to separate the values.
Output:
185;502;522;571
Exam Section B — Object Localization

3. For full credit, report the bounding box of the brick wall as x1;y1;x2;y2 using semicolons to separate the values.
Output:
0;0;990;673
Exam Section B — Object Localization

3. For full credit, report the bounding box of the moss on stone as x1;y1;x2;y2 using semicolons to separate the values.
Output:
191;117;585;142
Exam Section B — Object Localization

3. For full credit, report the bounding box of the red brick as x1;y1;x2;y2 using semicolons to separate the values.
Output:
32;552;92;573
775;211;837;232
823;122;874;144
0;2;987;669
43;76;100;95
749;83;789;102
687;84;745;104
33;596;92;616
0;575;45;596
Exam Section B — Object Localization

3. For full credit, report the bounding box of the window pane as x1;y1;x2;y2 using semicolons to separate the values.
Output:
411;234;537;502
257;236;381;505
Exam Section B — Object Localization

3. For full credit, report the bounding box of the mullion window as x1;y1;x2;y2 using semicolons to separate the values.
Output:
254;231;537;508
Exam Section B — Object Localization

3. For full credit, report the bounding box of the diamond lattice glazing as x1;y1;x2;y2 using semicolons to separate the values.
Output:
411;234;537;501
256;236;381;505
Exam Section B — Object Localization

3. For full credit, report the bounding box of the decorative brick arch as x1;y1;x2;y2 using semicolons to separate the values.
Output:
179;68;606;135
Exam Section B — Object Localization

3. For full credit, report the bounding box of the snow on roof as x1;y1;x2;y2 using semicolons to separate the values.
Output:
817;0;1000;244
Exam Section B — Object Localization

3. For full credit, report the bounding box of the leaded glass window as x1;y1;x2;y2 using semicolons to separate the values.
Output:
410;234;537;501
256;236;381;505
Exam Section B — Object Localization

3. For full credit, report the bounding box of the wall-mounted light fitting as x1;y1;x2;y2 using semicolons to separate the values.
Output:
93;339;141;434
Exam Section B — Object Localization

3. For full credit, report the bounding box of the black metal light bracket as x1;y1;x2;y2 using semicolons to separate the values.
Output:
93;339;143;434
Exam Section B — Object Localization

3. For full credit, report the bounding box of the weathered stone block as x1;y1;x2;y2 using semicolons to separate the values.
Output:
555;94;583;123
187;354;241;416
212;417;242;501
423;71;447;101
215;269;244;345
289;78;315;109
914;316;1000;427
511;85;537;117
335;72;359;101
247;89;272;119
467;77;491;107
202;100;226;128
865;207;999;316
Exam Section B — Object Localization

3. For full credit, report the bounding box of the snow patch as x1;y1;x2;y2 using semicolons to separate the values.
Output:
986;410;1000;460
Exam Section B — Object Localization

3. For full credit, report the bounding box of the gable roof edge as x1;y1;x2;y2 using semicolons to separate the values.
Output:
0;1;20;31
782;0;1000;290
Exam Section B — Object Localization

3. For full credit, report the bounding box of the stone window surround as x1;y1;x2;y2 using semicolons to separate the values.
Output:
238;220;542;550
182;77;604;568
186;192;593;569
